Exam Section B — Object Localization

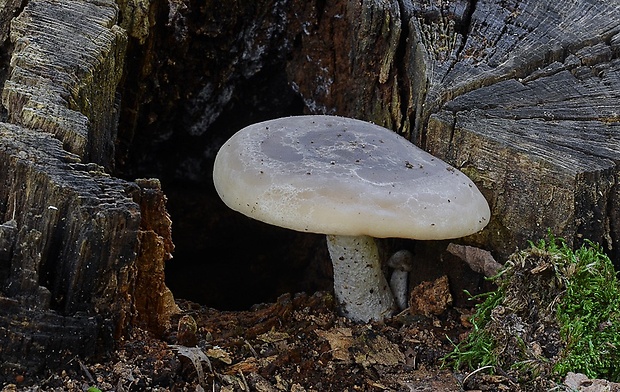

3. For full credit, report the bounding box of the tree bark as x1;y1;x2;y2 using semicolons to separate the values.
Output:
287;0;620;262
0;0;176;379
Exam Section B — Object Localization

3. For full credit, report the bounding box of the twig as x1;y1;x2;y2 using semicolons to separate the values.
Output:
76;358;96;384
243;339;259;358
238;370;249;391
462;365;494;385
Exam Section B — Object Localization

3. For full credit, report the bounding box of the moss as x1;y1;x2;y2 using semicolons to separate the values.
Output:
443;235;620;385
443;288;503;370
554;240;620;381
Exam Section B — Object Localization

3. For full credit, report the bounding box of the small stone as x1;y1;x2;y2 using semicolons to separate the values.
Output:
564;372;620;391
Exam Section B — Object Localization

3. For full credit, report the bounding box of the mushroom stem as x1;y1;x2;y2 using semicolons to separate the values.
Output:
326;234;396;322
387;250;413;311
390;271;409;311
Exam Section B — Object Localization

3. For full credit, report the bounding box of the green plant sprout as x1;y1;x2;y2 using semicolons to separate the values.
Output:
443;234;620;385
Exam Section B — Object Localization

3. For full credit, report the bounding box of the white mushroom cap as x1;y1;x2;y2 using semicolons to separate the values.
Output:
213;115;490;240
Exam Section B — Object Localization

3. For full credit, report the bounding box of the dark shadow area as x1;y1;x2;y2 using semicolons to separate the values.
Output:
117;48;334;309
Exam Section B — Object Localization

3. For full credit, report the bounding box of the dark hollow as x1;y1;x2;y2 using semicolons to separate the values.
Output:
114;2;334;309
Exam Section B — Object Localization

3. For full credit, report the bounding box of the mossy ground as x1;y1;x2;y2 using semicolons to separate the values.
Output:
444;235;620;390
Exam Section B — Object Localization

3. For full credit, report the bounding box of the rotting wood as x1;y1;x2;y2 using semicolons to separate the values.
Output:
287;0;620;263
2;0;126;171
0;0;176;380
0;122;140;377
286;0;408;135
130;178;180;335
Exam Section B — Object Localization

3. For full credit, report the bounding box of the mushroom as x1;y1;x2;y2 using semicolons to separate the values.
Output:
213;115;490;322
387;250;414;311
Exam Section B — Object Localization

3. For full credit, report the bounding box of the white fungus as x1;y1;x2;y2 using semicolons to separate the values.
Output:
213;115;490;322
387;250;414;311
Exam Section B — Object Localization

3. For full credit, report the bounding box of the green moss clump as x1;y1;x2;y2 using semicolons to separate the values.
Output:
554;241;620;380
443;235;620;386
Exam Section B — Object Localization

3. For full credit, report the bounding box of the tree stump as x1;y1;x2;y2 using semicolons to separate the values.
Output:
2;0;620;379
0;0;176;379
286;0;620;262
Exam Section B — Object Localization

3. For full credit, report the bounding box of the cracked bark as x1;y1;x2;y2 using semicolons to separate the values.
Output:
288;0;620;263
0;0;177;379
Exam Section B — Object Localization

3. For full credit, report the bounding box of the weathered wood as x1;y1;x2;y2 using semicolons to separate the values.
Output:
422;1;620;259
286;0;620;262
0;296;100;378
0;122;140;377
2;0;126;171
0;0;176;378
427;72;620;260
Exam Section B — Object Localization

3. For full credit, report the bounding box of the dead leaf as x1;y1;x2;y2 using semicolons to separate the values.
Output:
351;327;405;367
247;372;278;392
447;243;502;277
257;328;290;343
169;345;211;386
205;346;232;364
315;327;354;362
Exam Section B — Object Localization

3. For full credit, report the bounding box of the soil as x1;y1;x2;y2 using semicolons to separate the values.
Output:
1;292;492;392
6;286;579;392
5;247;615;392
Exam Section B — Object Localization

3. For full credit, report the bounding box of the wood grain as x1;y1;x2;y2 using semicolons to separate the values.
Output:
288;0;620;261
0;0;174;377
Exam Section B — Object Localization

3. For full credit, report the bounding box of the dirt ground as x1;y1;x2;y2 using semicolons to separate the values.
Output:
1;290;558;392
